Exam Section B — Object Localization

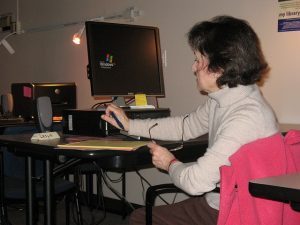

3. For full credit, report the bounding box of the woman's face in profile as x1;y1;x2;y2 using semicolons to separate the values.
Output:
192;51;220;93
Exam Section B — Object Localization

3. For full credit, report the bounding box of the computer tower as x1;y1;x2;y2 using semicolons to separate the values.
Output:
11;83;76;120
62;108;170;137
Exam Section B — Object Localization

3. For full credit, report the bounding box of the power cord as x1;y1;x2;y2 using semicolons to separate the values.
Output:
125;97;135;105
71;165;106;225
91;97;118;109
102;170;124;183
135;169;178;205
93;162;135;211
90;165;107;225
70;168;90;225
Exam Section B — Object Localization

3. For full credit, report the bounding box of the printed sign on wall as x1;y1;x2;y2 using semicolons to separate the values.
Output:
278;0;300;32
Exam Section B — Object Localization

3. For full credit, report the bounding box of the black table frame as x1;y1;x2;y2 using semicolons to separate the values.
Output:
0;133;208;225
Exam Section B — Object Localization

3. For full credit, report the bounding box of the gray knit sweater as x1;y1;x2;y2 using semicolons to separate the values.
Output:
129;84;278;210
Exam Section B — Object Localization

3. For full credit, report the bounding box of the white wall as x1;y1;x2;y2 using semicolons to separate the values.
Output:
1;0;300;205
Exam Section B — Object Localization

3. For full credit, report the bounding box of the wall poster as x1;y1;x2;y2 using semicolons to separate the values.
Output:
278;0;300;32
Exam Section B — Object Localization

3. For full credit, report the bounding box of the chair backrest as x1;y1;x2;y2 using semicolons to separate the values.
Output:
217;131;300;225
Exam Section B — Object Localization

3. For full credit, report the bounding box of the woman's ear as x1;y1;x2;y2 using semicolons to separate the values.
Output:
213;72;222;79
213;68;224;79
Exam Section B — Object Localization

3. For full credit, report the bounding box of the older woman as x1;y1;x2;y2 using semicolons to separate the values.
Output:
102;15;278;225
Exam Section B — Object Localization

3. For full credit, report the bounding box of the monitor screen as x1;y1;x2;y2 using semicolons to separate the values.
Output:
85;21;165;97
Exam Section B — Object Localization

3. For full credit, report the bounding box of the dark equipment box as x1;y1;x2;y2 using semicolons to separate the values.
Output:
62;108;170;137
11;83;76;120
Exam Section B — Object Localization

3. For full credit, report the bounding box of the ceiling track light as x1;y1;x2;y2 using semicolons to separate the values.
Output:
0;5;142;54
72;7;143;45
72;26;85;45
72;16;104;45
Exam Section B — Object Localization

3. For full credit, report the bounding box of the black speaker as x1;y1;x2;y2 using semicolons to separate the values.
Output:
35;96;53;133
1;93;14;117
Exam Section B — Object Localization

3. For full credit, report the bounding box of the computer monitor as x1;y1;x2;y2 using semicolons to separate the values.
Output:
85;21;165;99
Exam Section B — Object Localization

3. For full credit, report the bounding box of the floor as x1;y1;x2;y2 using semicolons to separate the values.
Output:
5;200;130;225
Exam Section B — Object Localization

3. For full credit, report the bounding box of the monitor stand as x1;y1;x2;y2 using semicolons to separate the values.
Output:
113;96;159;108
146;96;158;108
113;96;126;107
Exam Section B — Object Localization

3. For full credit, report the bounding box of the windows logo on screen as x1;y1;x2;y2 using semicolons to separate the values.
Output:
99;53;116;69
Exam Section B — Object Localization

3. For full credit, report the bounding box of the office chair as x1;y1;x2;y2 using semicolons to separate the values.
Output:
1;96;83;225
4;175;81;225
145;183;185;225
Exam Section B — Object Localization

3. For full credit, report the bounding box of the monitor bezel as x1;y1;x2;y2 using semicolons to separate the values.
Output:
85;21;165;97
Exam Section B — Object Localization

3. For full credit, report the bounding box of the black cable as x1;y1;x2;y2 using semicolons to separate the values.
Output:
102;170;124;183
139;173;146;203
92;162;136;211
84;167;106;225
91;97;118;109
91;163;107;225
135;169;171;205
125;97;135;105
70;168;89;225
91;101;113;109
69;165;107;225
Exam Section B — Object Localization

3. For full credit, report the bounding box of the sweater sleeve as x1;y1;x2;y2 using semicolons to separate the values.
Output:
169;103;278;195
128;100;210;141
169;135;243;195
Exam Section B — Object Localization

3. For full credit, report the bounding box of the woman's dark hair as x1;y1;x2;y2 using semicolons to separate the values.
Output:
188;16;268;88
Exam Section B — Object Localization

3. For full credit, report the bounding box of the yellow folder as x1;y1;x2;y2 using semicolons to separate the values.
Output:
57;140;149;151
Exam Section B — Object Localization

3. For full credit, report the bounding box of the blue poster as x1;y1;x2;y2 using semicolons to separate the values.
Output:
278;0;300;32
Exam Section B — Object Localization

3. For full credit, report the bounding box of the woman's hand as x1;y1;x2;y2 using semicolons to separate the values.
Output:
101;104;130;131
148;142;176;171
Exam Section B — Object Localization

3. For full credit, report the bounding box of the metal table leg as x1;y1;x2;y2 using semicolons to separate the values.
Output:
0;150;10;225
44;159;55;225
25;156;36;225
0;151;5;224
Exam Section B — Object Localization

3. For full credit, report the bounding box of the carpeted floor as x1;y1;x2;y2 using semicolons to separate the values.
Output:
5;200;130;225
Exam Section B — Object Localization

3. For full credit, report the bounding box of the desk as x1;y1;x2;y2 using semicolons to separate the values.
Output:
279;123;300;133
249;173;300;211
249;124;300;212
0;133;208;225
0;120;34;135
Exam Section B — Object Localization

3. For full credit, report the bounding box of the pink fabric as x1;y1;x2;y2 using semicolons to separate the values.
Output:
217;130;300;225
285;129;300;172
